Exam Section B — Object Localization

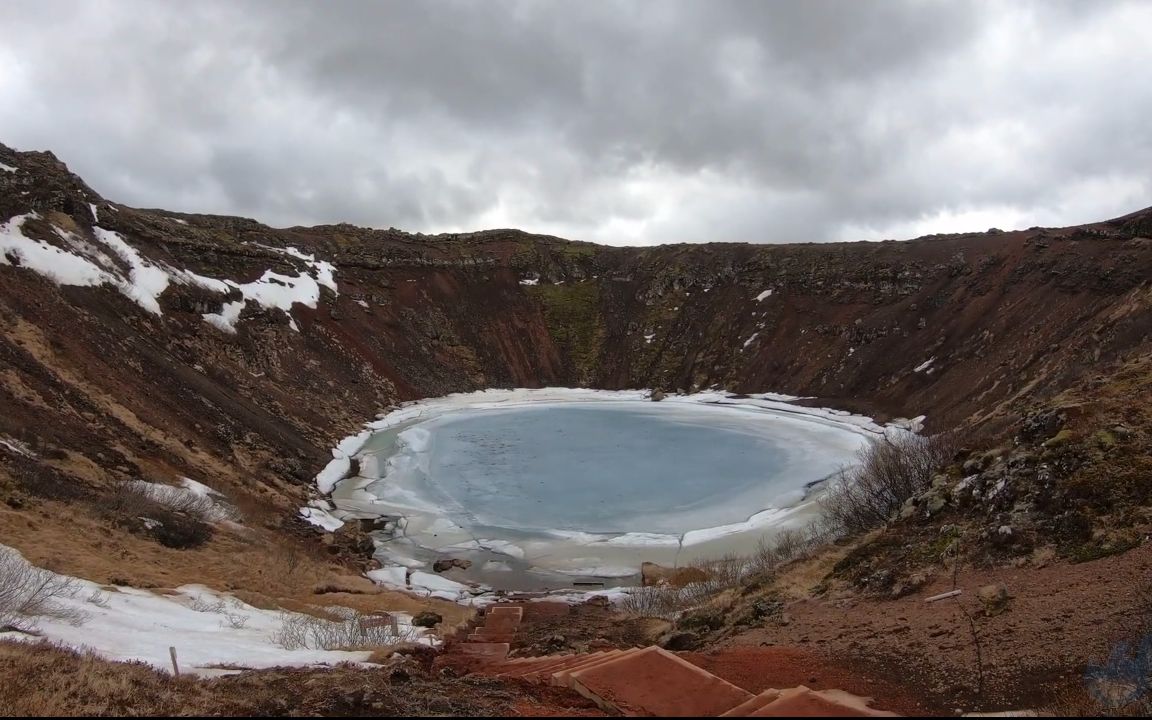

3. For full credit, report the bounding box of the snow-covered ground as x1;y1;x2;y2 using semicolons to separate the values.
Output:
308;388;924;599
0;213;337;333
0;545;429;676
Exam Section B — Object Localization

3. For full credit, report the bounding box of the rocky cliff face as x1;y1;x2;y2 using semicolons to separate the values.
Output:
3;142;1152;511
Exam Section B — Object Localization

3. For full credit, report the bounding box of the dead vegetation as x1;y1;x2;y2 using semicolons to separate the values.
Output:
0;640;520;717
619;522;831;620
0;494;471;634
97;480;227;549
820;432;961;536
271;608;422;651
0;544;86;632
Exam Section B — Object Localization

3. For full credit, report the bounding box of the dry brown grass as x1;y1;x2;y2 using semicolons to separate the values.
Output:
365;642;424;665
0;496;470;628
0;640;209;716
0;640;516;717
770;539;862;601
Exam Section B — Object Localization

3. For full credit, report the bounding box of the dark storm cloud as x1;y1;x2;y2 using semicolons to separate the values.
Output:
0;0;1149;244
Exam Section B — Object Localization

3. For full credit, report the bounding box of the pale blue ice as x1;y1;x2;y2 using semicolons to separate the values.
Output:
403;403;827;534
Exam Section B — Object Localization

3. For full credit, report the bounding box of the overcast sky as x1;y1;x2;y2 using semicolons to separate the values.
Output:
1;1;1149;245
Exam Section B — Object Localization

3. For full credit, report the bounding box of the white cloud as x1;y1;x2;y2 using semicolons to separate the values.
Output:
0;0;1148;245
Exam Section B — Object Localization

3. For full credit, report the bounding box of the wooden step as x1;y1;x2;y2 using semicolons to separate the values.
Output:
472;612;518;631
498;655;581;679
720;689;782;717
569;646;753;717
458;642;510;660
749;686;899;717
469;633;516;643
524;652;608;682
487;606;524;620
550;649;631;687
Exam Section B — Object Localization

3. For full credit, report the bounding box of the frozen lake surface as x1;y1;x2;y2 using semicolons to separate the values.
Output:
421;404;829;534
316;389;903;595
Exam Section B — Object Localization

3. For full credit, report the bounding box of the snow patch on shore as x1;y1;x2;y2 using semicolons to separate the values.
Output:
0;545;428;675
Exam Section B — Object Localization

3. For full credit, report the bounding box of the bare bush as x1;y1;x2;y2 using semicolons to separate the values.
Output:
820;432;960;536
0;545;87;631
85;589;110;609
271;609;420;651
622;585;672;617
186;595;227;614
677;553;747;604
771;528;807;562
618;585;682;618
125;481;237;523
620;553;752;618
102;482;217;549
748;519;836;576
220;605;250;630
752;529;807;573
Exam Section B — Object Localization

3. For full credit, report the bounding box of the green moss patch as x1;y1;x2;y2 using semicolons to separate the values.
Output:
527;283;603;384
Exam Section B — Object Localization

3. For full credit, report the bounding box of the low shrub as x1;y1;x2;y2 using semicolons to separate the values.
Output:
0;545;87;631
821;432;960;536
272;609;420;651
99;481;216;549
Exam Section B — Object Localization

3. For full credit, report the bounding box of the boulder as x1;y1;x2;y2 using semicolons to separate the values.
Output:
432;558;473;573
925;492;948;516
977;583;1011;616
660;631;702;651
412;610;443;628
650;389;666;402
1019;409;1065;443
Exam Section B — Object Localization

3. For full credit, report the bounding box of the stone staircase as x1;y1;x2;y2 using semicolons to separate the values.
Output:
451;602;898;716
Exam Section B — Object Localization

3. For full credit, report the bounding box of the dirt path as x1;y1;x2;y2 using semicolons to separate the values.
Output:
725;545;1152;712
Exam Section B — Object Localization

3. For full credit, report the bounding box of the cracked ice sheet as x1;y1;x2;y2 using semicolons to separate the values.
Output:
366;566;475;602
